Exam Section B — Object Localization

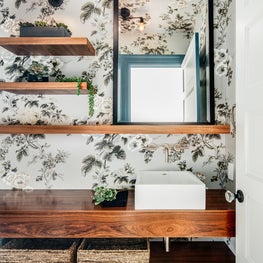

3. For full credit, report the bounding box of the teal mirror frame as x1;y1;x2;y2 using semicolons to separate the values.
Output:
113;0;215;125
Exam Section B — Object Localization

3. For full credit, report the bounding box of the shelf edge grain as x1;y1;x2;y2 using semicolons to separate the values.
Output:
0;82;89;94
0;125;231;134
0;37;95;56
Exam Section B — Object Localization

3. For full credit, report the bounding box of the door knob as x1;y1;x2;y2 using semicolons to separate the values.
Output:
225;190;244;203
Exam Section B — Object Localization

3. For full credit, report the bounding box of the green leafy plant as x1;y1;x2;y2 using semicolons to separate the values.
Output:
19;20;72;36
33;21;48;27
27;61;49;79
57;77;95;116
93;186;117;205
12;60;51;82
55;22;71;35
59;77;83;95
19;22;34;27
4;57;64;82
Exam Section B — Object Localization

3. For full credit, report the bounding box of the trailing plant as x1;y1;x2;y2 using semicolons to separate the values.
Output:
19;20;72;36
57;77;95;116
93;186;117;205
88;81;95;116
58;77;83;95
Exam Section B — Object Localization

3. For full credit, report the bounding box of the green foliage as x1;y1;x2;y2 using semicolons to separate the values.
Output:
6;59;50;81
92;186;117;205
34;21;48;27
5;56;64;82
55;22;72;35
88;81;95;116
57;77;95;116
58;77;84;95
19;20;72;36
19;22;34;27
27;61;49;78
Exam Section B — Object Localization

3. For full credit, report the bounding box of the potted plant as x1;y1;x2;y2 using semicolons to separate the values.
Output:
19;20;72;37
93;186;128;207
26;61;50;82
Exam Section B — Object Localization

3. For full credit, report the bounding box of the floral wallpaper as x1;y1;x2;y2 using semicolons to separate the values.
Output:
0;0;113;125
119;0;207;55
0;0;235;191
214;0;235;192
214;0;234;127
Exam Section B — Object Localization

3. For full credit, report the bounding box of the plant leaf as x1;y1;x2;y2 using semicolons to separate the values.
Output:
80;3;101;23
16;147;28;161
81;155;102;175
15;0;27;9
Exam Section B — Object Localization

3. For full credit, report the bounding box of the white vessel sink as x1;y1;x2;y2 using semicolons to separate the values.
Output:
135;171;206;210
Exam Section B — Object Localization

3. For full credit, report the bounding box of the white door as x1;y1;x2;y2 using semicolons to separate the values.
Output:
236;0;263;262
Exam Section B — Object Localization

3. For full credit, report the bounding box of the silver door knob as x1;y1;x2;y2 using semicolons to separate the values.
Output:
225;190;244;203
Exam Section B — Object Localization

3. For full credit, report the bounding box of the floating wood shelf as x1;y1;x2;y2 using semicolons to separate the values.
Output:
0;124;230;134
0;82;89;94
0;37;95;56
0;189;235;238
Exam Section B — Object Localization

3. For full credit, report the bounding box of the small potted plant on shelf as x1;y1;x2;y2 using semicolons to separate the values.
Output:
19;19;72;37
26;61;50;82
93;186;129;207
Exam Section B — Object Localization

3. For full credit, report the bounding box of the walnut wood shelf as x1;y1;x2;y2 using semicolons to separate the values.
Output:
0;124;230;134
0;189;235;238
0;37;95;56
0;82;90;94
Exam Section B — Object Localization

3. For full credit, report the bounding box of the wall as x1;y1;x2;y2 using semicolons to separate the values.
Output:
119;0;207;55
214;0;235;192
0;0;235;191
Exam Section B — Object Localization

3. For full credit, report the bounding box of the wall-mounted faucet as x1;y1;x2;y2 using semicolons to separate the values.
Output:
161;143;189;163
143;143;189;163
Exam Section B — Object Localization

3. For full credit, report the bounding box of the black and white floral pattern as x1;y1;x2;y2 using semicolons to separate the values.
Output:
0;0;235;190
214;0;234;128
0;133;69;188
119;0;207;55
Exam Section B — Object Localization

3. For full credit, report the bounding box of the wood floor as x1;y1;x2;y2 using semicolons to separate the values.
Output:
150;241;235;263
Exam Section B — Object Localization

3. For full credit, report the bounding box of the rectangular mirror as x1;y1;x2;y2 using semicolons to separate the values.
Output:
113;0;215;124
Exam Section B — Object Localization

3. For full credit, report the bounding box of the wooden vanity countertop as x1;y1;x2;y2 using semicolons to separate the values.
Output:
0;189;235;238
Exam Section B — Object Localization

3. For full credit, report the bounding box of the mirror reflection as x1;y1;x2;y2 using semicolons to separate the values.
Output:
114;0;214;124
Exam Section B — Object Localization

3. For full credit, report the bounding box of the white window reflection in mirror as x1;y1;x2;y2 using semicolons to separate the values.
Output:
131;67;184;122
